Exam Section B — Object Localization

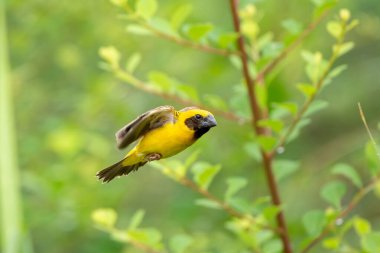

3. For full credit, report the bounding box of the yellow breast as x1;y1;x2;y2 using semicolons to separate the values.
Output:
135;121;195;158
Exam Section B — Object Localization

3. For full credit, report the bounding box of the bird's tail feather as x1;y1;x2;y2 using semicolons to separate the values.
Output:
96;158;147;183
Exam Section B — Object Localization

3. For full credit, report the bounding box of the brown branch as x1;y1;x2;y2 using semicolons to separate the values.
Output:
139;22;240;57
229;1;292;252
255;10;330;82
114;69;248;123
300;177;379;253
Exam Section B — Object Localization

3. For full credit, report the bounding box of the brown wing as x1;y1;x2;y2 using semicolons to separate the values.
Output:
115;105;176;149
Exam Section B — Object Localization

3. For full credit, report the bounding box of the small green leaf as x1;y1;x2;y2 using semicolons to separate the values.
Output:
110;0;127;7
282;18;303;34
176;84;200;102
258;119;284;134
191;162;221;190
244;142;262;162
92;208;117;228
354;216;371;236
225;177;248;202
126;24;152;36
327;21;342;38
302;210;326;236
263;205;281;221
273;160;300;182
136;0;157;20
217;32;239;48
272;102;298;117
195;198;221;209
334;41;354;57
185;23;213;41
304;100;329;117
99;46;120;69
326;64;347;80
320;181;346;209
148;71;174;92
287;118;311;143
170;4;192;30
150;17;177;36
184;150;200;169
203;94;228;111
128;228;162;248
361;232;380;253
322;237;340;250
126;52;141;73
169;234;193;253
257;135;277;152
297;83;316;98
262;239;283;253
128;209;145;230
331;163;362;188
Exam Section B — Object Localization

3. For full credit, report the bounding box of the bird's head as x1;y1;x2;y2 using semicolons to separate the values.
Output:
179;107;217;139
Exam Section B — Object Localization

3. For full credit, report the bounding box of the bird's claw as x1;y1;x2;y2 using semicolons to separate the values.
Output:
146;153;162;162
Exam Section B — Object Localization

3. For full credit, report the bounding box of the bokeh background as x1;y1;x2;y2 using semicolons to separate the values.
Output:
3;0;380;252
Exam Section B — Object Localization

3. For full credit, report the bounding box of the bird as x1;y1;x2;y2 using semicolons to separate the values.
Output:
96;105;217;183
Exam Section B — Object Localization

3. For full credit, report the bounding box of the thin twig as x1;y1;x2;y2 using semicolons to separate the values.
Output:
139;22;240;57
114;69;248;123
229;1;292;252
255;10;330;82
358;103;380;157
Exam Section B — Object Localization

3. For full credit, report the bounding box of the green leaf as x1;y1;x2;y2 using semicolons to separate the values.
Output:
322;237;340;250
304;100;329;117
258;119;284;134
225;177;248;202
297;83;316;98
185;23;213;41
136;0;157;20
126;52;141;73
331;163;362;188
128;228;162;248
354;216;371;236
217;32;239;48
257;135;277;152
184;150;200;169
195;198;221;210
287;118;311;143
273;160;300;182
169;234;193;253
148;71;174;92
203;94;228;111
361;232;380;253
302;210;326;236
126;24;152;36
99;46;120;69
334;41;354;57
128;209;145;230
244;142;262;162
191;162;221;190
272;102;298;117
262;239;283;253
282;18;303;34
150;17;177;36
320;181;346;209
91;208;117;228
176;84;199;102
365;141;380;176
326;64;347;81
170;4;192;31
327;21;342;39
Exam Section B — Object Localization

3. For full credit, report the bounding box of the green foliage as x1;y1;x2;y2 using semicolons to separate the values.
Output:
321;181;347;209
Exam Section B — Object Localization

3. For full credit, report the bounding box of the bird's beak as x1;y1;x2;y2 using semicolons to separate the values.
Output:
203;115;217;128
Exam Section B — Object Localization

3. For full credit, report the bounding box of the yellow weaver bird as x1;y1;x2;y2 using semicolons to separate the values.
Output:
97;105;217;183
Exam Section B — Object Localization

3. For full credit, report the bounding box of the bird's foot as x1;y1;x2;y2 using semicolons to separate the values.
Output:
146;153;162;162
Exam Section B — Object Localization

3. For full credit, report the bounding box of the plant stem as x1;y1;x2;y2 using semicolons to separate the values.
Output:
229;1;292;252
0;3;24;253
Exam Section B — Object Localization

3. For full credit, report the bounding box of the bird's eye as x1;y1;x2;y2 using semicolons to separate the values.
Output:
195;114;202;120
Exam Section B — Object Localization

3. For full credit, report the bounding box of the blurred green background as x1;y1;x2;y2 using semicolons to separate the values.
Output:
3;0;380;252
